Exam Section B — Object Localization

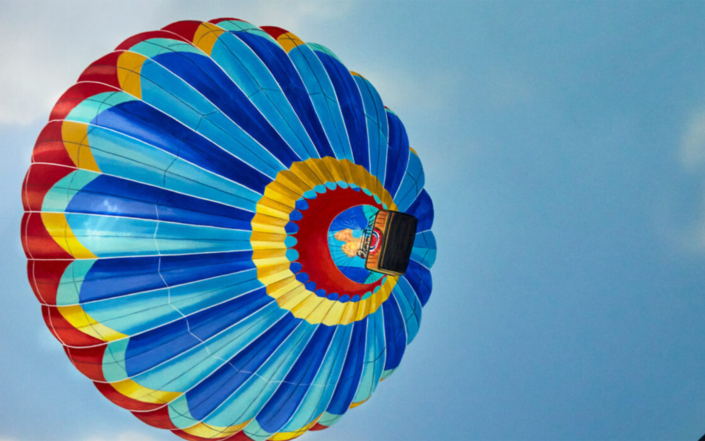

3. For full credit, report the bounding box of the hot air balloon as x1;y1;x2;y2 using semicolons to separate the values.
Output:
21;18;436;441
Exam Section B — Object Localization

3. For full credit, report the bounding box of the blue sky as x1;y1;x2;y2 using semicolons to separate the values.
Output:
2;1;705;440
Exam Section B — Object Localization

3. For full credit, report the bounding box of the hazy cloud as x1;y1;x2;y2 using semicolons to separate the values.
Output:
84;432;159;441
680;109;705;170
0;0;358;126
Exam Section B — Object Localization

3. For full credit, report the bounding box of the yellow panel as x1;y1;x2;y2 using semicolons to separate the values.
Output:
58;304;126;341
267;278;303;300
339;301;359;325
256;263;291;280
254;202;290;221
321;157;345;183
277;32;305;53
304;158;334;183
269;416;321;440
354;297;371;322
290;295;326;319
277;288;312;311
274;170;309;195
183;420;250;438
193;22;226;56
349;397;370;409
301;298;336;324
110;378;181;404
117;51;147;99
290;162;323;188
350;71;365;79
61;121;101;172
320;300;347;326
41;212;97;259
252;248;287;260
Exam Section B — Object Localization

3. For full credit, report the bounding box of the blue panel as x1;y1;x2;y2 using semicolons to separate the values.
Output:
152;51;300;168
393;151;425;212
236;32;335;158
326;319;366;414
315;52;368;169
354;76;388;183
384;112;410;197
256;325;336;433
68;174;254;230
124;288;271;376
79;251;255;303
288;44;352;161
184;314;298;421
411;230;437;269
391;277;422;345
404;259;433;306
93;100;271;193
382;294;407;371
405;189;434;232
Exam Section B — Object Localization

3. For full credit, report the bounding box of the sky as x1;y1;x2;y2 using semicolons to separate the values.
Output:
1;1;705;440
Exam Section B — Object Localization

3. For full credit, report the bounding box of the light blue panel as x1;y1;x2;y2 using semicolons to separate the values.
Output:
65;92;136;124
86;126;261;210
154;221;252;255
317;411;343;427
215;21;278;44
204;322;317;427
66;213;158;258
139;59;285;179
280;323;352;432
411;230;437;268
393;151;425;212
288;46;353;161
354;76;388;183
242;419;272;441
307;43;342;63
165;158;261;211
213;33;318;160
82;269;261;336
128;38;204;59
392;277;422;345
41;170;99;213
136;302;287;393
55;259;97;306
352;308;386;404
102;337;130;382
168;395;198;429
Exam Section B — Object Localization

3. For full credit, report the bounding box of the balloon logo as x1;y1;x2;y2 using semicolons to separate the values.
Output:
21;18;437;441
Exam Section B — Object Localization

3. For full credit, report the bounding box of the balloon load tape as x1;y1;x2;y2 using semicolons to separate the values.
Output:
358;210;418;276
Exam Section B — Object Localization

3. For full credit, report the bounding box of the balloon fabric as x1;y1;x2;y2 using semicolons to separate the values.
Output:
21;18;437;441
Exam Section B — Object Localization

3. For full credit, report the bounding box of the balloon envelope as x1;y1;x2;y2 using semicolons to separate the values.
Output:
21;18;436;441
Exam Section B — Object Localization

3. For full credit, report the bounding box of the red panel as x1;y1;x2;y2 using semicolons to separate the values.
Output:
209;17;247;24
77;52;122;88
294;188;385;297
116;30;191;51
162;20;203;42
21;212;73;260
65;344;107;381
50;82;119;121
27;259;72;305
31;121;75;167
94;381;165;412
260;26;290;40
309;423;329;431
131;404;178;429
22;162;74;211
41;304;103;347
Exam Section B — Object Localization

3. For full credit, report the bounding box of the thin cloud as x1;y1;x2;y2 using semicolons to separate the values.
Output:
0;0;359;126
680;109;705;170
